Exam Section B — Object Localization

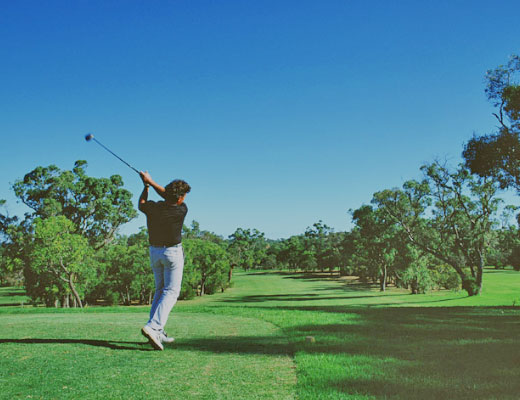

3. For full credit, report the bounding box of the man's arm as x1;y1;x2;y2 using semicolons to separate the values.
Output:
138;184;149;212
140;171;166;200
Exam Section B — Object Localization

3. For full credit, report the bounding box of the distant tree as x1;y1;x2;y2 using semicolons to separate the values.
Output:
463;55;520;196
373;162;502;296
27;216;95;308
227;228;267;272
277;235;306;270
0;200;22;286
263;239;284;269
183;220;224;244
351;205;400;291
304;221;338;273
338;230;359;276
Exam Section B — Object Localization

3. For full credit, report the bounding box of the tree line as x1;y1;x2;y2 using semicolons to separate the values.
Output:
1;54;520;305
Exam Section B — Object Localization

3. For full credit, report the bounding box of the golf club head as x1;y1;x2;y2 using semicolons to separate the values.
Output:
85;133;94;142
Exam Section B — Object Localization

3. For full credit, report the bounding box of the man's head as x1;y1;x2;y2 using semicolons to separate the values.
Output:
164;179;191;205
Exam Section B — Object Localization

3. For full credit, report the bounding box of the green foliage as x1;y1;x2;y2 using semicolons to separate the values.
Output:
372;162;501;296
304;221;343;273
26;216;95;307
183;220;225;244
227;227;267;270
92;232;153;305
273;223;346;274
398;262;433;294
429;264;461;290
350;205;400;291
12;160;137;249
463;55;520;194
183;238;231;297
0;201;22;286
462;277;480;296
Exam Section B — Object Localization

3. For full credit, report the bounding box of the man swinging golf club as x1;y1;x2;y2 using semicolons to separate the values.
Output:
138;171;191;350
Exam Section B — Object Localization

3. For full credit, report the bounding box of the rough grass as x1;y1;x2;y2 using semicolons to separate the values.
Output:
1;268;520;399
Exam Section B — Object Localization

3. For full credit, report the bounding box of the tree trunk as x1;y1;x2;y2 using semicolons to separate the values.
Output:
228;265;234;283
380;265;387;292
200;277;205;296
68;275;83;308
476;253;484;295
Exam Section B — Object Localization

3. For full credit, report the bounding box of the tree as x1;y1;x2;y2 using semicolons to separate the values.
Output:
394;245;435;294
305;220;334;272
94;232;153;305
463;55;520;195
276;235;306;270
183;220;224;244
12;160;136;249
372;162;502;296
227;228;267;272
351;205;399;291
27;216;95;308
304;221;339;273
0;200;22;286
183;239;230;296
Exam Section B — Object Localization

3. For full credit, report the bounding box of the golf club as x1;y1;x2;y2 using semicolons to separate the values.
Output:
84;133;140;174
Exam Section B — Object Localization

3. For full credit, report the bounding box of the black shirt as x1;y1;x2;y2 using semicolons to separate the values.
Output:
139;201;188;246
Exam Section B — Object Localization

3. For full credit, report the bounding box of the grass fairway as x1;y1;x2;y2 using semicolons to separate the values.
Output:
1;268;520;399
0;286;30;306
0;312;296;399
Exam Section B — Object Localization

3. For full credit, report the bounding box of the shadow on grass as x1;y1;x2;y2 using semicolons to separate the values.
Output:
0;338;154;351
175;335;294;356
219;293;409;303
285;306;520;399
245;271;341;281
0;336;294;356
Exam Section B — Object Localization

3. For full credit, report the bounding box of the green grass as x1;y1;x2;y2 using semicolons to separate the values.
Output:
0;286;30;306
0;312;295;399
1;268;520;399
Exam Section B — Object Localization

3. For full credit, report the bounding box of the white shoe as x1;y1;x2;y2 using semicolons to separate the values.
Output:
141;325;164;351
161;332;175;344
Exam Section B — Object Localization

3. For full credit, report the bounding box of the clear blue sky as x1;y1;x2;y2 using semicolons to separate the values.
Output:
1;0;519;239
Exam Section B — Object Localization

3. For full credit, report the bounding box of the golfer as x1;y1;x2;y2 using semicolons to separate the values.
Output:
138;171;191;350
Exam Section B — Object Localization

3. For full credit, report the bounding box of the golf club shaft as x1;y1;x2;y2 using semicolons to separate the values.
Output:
92;138;140;174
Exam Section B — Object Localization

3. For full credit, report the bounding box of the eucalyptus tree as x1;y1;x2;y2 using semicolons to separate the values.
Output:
95;233;153;305
27;216;95;308
350;205;400;291
12;160;136;249
372;162;502;296
227;228;267;272
0;200;21;285
276;235;307;270
304;221;339;273
463;55;520;195
183;238;230;297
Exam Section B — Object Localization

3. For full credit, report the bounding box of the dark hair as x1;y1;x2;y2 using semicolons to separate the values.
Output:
164;179;191;203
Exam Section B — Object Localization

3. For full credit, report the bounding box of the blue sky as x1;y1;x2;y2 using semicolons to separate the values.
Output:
1;0;519;239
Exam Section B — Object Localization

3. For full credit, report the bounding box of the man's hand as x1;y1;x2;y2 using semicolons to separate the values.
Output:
139;171;167;199
140;171;153;186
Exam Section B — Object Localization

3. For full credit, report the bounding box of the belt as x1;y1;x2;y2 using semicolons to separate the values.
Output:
150;243;181;248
